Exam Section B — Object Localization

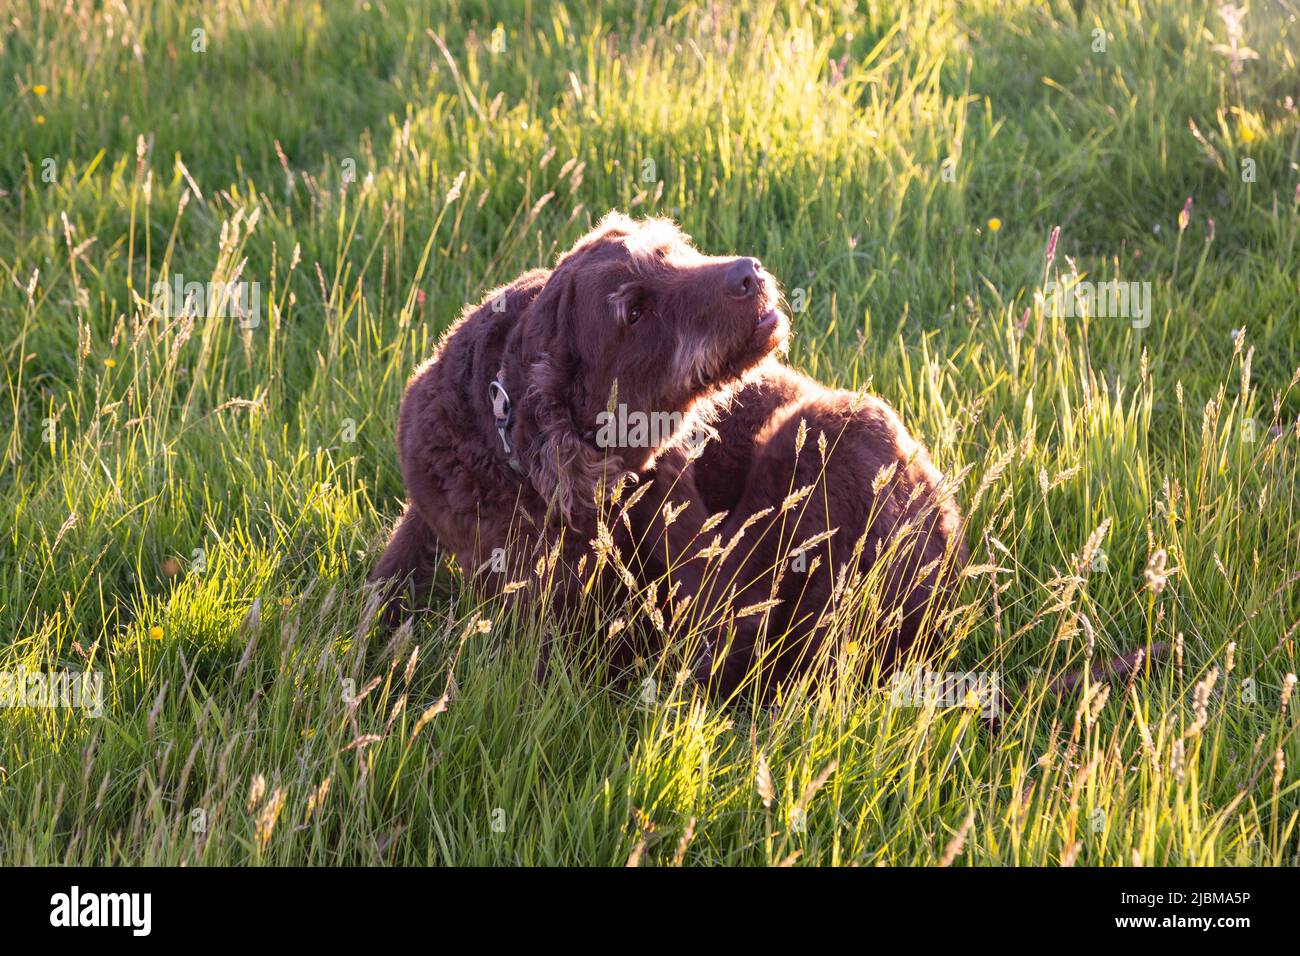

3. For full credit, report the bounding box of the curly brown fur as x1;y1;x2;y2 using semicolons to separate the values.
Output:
371;213;968;698
688;361;968;696
371;212;788;622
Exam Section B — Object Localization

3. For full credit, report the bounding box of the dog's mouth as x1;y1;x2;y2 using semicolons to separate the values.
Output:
692;306;789;394
754;308;786;345
742;307;789;365
663;290;791;416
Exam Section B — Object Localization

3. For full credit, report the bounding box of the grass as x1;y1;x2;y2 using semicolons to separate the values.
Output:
1;0;1299;866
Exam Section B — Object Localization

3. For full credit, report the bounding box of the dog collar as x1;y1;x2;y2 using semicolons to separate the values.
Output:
488;370;525;476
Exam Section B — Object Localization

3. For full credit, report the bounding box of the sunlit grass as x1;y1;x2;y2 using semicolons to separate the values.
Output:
1;0;1298;864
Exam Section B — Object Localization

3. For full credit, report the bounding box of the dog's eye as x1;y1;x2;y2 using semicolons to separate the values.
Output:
627;305;643;325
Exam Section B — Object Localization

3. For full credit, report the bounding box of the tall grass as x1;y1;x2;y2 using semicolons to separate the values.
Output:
1;0;1297;864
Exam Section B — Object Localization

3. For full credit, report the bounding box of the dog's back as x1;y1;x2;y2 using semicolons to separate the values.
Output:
691;361;967;692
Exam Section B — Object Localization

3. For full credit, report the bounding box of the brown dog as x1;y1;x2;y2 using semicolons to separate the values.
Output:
371;213;966;695
370;213;787;611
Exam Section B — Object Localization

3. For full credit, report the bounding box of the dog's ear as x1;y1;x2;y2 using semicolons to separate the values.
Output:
512;264;618;530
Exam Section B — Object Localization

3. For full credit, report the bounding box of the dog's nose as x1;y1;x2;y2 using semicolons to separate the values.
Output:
723;258;761;300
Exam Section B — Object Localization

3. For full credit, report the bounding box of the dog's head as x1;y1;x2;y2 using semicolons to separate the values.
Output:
506;212;788;525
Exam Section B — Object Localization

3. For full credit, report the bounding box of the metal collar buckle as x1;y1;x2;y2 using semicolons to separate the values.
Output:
488;372;524;475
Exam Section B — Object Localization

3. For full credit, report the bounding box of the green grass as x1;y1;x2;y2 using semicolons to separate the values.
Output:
2;0;1299;865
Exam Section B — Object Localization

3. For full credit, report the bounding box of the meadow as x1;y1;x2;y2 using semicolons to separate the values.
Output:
1;0;1298;865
